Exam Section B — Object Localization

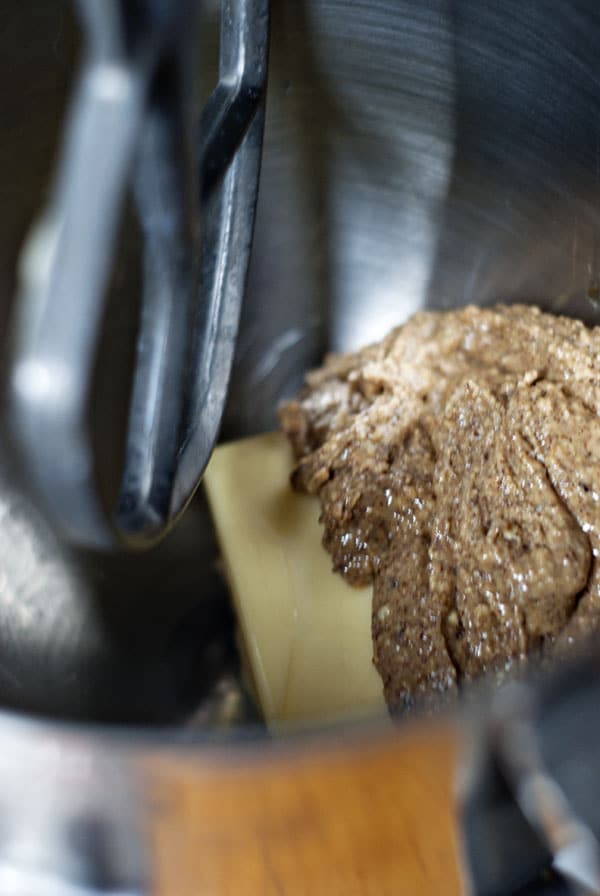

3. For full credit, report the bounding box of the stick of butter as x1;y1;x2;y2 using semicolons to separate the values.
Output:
204;432;387;730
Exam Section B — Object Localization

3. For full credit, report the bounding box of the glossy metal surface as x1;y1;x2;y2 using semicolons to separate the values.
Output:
2;1;600;892
0;715;146;896
227;0;600;441
1;0;600;722
10;0;269;549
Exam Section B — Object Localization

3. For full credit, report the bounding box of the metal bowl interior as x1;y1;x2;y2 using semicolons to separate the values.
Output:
1;0;600;736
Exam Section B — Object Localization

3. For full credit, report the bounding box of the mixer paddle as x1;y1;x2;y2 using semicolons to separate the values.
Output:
9;0;269;549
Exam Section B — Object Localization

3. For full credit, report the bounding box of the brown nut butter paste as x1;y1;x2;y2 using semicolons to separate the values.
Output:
280;305;600;712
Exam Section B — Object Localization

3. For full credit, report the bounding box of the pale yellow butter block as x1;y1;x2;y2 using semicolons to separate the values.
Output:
204;431;387;729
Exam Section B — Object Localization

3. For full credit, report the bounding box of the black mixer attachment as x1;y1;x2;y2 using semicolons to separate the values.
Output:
9;0;269;549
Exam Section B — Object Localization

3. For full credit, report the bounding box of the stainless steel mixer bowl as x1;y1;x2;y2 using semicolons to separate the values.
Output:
4;0;600;726
2;0;600;889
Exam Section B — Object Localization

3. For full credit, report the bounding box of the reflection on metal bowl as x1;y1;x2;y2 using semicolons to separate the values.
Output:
1;1;600;893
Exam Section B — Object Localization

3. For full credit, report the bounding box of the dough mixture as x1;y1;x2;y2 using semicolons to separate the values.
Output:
280;305;600;712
